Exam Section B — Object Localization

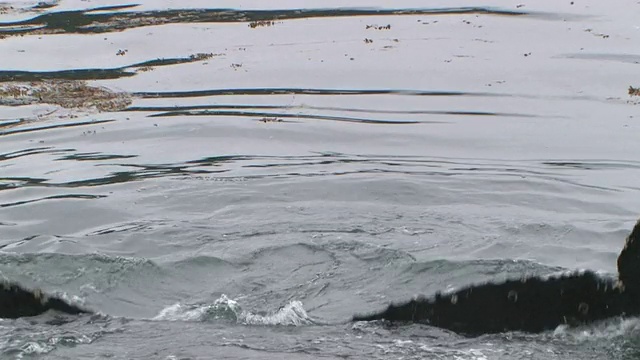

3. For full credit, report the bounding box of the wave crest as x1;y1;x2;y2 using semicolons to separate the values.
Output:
153;295;313;326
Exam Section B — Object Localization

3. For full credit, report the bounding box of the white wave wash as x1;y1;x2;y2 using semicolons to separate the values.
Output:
153;295;313;326
57;291;87;308
240;300;313;326
375;340;492;360
153;303;213;322
153;294;240;322
552;316;640;341
18;341;53;358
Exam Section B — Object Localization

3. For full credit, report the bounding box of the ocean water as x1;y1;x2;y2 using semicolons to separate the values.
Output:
1;0;640;358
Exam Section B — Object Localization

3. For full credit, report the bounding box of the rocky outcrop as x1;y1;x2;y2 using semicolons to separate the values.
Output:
0;280;90;318
353;219;640;335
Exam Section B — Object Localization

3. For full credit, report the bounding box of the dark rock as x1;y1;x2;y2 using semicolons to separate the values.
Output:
0;280;91;319
354;219;640;335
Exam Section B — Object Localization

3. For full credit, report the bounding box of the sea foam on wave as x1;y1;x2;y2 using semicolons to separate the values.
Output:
153;295;313;326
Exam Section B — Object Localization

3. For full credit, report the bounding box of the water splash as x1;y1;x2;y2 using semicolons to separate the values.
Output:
152;294;240;322
240;300;313;326
0;329;94;359
153;295;313;326
551;317;640;341
16;341;53;358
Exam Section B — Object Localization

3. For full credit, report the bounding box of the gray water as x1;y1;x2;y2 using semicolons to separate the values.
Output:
1;0;640;358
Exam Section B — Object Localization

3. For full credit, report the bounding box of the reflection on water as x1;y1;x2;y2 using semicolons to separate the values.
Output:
3;148;639;192
0;118;114;136
0;54;219;81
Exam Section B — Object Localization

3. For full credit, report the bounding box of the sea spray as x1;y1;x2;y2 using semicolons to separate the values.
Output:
153;295;313;326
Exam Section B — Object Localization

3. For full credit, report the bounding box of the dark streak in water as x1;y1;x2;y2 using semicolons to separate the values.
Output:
147;109;428;124
58;153;138;161
0;194;106;208
126;104;535;118
0;177;47;191
48;164;224;188
1;154;630;192
134;88;491;98
0;6;527;35
128;87;604;108
560;53;640;65
132;88;604;104
0;119;26;130
0;56;216;82
126;105;285;112
542;161;640;170
0;147;68;162
295;106;534;118
184;154;624;192
0;69;137;82
0;119;114;137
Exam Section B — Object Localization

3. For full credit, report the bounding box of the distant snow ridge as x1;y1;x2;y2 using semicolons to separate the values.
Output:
153;295;313;326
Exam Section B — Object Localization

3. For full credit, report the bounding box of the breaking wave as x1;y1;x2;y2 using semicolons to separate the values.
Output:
551;316;640;341
153;294;314;326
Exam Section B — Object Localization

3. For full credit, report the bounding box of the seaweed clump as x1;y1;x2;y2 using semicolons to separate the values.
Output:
248;20;276;28
0;80;131;111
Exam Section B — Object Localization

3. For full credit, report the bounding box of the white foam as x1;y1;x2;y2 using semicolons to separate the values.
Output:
19;341;53;356
50;332;94;346
152;294;240;322
240;300;313;326
153;295;313;326
552;317;640;340
384;341;490;360
56;292;87;307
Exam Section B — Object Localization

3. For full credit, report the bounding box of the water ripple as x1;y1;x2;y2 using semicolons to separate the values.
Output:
0;153;634;193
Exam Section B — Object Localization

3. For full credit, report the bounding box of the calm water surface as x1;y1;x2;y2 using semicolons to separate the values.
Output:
1;0;640;358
